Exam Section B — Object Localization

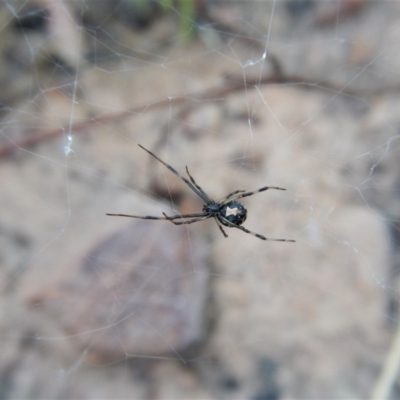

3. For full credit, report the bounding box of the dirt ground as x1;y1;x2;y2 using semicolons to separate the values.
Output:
1;1;400;399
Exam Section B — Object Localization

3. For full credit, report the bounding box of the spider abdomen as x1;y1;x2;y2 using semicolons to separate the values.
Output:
220;201;247;226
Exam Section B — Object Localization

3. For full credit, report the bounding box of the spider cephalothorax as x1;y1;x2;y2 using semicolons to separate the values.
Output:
107;145;295;242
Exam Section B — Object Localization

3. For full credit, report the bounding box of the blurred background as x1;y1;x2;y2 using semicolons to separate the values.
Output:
1;0;400;398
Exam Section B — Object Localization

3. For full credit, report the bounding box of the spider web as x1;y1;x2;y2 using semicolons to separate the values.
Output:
1;1;400;399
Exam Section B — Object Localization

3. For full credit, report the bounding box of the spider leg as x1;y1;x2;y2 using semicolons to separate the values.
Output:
223;186;286;203
218;216;295;242
218;190;246;204
138;145;210;203
185;166;213;203
163;212;211;225
214;217;228;238
106;212;206;220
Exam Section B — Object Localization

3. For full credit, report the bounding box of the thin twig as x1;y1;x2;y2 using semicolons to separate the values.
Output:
0;72;390;158
370;322;400;399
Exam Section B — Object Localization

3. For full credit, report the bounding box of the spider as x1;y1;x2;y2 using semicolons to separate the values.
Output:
107;145;295;242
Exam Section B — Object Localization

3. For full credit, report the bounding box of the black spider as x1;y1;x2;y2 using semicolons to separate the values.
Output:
107;145;295;242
